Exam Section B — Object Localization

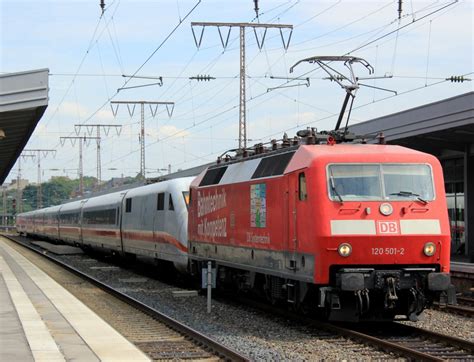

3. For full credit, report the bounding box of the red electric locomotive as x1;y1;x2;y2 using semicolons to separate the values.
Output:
188;131;456;321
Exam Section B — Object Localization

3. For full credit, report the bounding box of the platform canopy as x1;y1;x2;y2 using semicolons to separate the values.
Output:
0;69;49;185
349;92;474;262
348;92;474;155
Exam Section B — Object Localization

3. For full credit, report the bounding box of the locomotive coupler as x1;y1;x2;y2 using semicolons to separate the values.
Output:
355;289;370;315
384;277;398;309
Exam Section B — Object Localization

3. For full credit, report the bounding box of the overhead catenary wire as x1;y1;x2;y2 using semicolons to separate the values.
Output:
131;70;474;174
27;1;467;181
425;20;433;86
95;65;473;175
43;13;107;129
47;0;202;154
96;40;111;98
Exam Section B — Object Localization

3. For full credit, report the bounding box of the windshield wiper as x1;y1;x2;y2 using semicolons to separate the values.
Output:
330;174;344;203
389;191;428;205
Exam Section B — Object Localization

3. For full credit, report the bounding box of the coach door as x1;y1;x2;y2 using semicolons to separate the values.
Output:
79;199;88;244
153;192;166;237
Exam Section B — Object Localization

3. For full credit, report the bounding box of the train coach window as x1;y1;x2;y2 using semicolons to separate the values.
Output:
83;209;116;225
299;172;308;201
157;193;165;210
126;198;132;213
168;194;174;211
60;212;79;224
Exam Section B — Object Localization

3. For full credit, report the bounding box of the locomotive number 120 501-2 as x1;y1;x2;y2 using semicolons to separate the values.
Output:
371;247;405;255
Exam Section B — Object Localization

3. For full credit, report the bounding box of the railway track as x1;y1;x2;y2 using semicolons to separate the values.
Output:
224;290;474;361
342;322;474;361
2;234;248;362
286;310;474;361
458;296;474;307
434;296;474;318
7;234;474;361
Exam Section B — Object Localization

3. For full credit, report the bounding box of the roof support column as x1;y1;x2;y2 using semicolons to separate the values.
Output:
465;145;474;262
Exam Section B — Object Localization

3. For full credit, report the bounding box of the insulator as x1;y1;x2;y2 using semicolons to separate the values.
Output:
329;75;345;82
271;139;278;150
192;74;215;82
447;76;466;83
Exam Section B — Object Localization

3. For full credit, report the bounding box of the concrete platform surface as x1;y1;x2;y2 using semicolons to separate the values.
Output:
0;237;150;361
451;261;474;274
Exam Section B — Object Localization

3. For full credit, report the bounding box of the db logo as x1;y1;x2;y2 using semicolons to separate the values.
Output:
378;221;399;234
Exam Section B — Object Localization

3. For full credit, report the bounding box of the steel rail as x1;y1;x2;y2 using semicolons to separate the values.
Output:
319;322;445;361
433;296;474;317
7;233;473;361
390;323;474;354
457;296;474;306
2;234;248;362
434;303;474;318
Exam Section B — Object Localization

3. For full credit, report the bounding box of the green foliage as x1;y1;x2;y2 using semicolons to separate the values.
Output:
18;176;99;211
8;174;139;216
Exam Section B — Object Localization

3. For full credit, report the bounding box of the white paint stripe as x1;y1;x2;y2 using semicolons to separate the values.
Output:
0;253;65;362
400;219;441;235
219;158;260;185
0;241;150;362
330;220;376;235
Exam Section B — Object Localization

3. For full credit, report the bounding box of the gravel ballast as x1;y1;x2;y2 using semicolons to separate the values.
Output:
15;238;474;360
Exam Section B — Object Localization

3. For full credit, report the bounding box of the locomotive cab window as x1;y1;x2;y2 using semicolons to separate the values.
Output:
299;172;307;201
383;164;434;201
328;164;435;201
168;194;174;211
157;193;165;210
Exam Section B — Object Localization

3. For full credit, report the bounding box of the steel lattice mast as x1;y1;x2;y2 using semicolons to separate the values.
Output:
22;149;56;209
191;22;293;150
60;136;100;196
16;153;34;213
110;101;174;178
73;124;122;190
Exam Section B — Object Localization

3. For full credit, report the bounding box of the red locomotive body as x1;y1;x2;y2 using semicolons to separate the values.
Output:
188;142;455;321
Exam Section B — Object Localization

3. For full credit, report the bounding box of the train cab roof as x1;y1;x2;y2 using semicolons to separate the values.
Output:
81;190;125;211
124;177;194;199
285;144;439;173
191;143;440;188
60;199;85;213
41;205;62;215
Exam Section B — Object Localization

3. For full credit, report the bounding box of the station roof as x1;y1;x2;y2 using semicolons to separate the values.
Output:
0;69;49;185
348;92;474;155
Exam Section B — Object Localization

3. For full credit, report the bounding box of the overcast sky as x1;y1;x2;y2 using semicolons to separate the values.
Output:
1;0;473;185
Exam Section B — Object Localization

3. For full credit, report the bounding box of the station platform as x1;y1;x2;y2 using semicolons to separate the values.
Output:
0;236;150;361
451;261;474;275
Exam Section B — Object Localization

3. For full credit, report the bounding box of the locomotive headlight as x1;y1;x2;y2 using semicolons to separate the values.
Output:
379;203;393;216
423;242;436;256
338;243;352;257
